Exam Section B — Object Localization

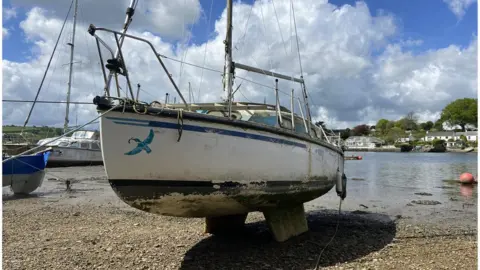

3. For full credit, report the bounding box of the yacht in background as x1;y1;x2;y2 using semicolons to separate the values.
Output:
37;130;103;167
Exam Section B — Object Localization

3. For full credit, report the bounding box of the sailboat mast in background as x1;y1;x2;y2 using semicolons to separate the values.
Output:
64;0;78;133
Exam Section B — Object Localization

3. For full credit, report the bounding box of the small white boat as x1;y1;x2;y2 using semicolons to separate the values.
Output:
88;0;346;242
37;130;103;167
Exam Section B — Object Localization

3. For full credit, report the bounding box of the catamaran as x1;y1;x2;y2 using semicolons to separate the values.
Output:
88;0;346;242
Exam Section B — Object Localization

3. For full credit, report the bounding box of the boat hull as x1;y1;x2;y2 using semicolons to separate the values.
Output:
46;147;103;167
2;151;50;194
3;171;46;194
100;110;344;217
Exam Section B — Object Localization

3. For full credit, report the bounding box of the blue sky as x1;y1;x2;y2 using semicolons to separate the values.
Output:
2;0;478;128
3;0;477;62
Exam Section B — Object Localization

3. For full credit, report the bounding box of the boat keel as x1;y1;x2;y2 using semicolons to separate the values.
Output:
203;204;309;242
263;204;308;242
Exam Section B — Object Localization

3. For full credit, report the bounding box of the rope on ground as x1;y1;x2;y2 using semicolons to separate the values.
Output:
2;104;121;164
314;197;343;270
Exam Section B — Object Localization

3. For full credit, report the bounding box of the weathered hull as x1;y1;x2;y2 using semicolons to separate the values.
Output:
46;147;103;167
3;171;46;194
100;110;344;217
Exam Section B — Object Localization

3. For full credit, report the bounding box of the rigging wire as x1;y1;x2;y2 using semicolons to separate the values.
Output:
3;99;92;105
78;1;100;96
196;0;215;102
3;104;121;163
271;0;288;57
235;1;255;55
291;0;304;77
258;2;274;71
157;55;307;105
178;0;197;87
22;0;75;131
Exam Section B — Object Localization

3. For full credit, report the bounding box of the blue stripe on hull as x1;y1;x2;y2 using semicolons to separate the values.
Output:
106;116;307;149
3;152;50;175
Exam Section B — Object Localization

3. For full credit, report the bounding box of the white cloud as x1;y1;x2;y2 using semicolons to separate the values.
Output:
3;7;17;21
399;38;423;47
9;0;202;40
3;28;10;39
2;1;477;130
443;0;476;19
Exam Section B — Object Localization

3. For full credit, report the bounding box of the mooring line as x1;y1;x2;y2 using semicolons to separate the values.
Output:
314;198;343;270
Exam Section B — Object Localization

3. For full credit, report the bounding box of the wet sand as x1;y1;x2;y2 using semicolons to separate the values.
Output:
3;165;477;270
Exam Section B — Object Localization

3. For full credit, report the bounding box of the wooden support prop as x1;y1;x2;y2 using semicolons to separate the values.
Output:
263;204;308;242
204;213;248;235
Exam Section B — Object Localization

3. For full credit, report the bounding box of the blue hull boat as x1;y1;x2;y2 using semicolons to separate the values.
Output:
2;149;51;194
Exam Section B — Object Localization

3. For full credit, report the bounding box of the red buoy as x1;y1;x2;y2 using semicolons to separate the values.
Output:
357;156;363;160
459;172;475;184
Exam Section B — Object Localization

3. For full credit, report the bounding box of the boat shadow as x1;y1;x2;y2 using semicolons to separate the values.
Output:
180;210;396;269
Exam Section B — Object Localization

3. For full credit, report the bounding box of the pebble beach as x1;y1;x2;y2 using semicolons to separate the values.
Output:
3;165;477;270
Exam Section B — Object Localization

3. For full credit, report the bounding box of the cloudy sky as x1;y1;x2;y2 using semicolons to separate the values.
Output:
2;0;478;129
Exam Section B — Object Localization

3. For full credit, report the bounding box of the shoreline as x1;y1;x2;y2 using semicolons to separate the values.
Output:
346;147;478;153
345;148;400;152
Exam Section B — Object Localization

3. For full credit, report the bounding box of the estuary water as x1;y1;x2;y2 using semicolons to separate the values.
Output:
308;152;478;226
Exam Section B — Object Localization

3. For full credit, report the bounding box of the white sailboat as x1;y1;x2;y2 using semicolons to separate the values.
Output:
88;0;346;241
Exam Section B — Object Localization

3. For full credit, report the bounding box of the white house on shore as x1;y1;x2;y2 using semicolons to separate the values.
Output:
344;136;385;149
422;131;478;142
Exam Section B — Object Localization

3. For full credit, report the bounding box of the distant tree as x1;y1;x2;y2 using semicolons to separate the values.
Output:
440;98;477;132
420;121;434;131
404;111;418;130
386;121;395;130
394;119;406;130
386;127;404;144
376;119;389;135
352;124;370;136
314;121;327;130
433;119;444;131
340;128;351;140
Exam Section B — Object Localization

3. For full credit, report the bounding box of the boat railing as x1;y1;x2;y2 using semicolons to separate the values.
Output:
87;24;189;110
87;24;333;145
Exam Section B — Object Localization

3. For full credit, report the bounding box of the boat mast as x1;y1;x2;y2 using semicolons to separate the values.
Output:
64;0;78;134
224;0;234;119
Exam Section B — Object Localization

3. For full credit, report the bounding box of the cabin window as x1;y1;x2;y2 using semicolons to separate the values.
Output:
294;119;308;134
81;142;89;149
281;118;292;130
248;115;278;127
70;142;80;148
312;126;322;139
91;143;100;150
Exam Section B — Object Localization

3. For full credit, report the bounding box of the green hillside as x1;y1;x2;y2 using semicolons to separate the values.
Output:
3;125;64;143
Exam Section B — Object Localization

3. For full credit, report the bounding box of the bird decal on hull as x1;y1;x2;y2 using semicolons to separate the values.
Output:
124;129;155;156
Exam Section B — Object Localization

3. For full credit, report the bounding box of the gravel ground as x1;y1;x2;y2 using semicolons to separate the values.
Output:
3;166;477;270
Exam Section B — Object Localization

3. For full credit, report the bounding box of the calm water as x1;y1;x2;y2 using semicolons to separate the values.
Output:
308;152;478;225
